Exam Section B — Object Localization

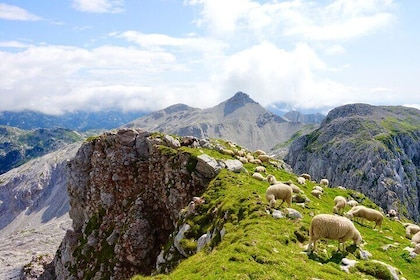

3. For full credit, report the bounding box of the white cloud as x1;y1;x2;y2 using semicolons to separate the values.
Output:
186;0;395;42
0;3;42;21
72;0;124;14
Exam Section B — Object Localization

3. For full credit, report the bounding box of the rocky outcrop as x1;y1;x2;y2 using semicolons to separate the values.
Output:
53;129;226;279
285;104;420;221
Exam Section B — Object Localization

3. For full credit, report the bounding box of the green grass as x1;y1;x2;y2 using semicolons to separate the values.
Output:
131;143;420;280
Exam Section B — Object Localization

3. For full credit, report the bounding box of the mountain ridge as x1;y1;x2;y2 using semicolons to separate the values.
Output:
125;92;318;151
285;103;420;221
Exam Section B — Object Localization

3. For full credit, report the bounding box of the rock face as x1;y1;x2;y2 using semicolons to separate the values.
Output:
285;104;420;221
54;129;220;279
0;142;80;279
125;92;318;151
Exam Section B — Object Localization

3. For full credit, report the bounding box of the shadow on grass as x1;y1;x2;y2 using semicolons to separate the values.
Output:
307;244;359;264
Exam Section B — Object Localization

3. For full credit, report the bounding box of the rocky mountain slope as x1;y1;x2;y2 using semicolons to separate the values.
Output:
0;142;80;279
124;92;319;152
46;129;419;279
0;126;83;174
285;103;420;221
0;109;146;131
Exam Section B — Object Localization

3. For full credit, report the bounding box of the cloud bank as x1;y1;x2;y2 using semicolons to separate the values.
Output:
1;0;419;114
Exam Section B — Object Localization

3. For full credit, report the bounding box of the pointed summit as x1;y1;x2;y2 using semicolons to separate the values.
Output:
222;92;258;116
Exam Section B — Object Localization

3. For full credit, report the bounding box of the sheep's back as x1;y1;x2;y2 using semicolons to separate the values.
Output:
310;214;355;240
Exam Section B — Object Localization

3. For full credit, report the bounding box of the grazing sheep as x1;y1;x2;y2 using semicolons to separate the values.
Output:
221;148;235;156
265;183;293;208
345;206;384;229
307;214;362;252
300;173;311;181
406;224;420;238
254;149;266;156
254;166;266;173
311;189;322;199
266;174;278;185
333;196;347;215
284;180;301;194
412;231;420;244
258;154;271;163
320;178;329;187
387;209;398;219
297;177;306;185
312;185;324;193
336;186;346;190
346;199;358;207
252;172;266;181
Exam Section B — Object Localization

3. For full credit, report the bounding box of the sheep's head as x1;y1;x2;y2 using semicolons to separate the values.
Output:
353;229;362;245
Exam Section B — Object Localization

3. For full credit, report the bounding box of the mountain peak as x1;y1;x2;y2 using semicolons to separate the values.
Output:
222;92;258;116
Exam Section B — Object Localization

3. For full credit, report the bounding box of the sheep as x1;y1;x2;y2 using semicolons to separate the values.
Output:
346;199;358;207
336;186;346;190
333;196;347;215
297;177;306;185
412;231;420;245
265;183;293;208
312;185;324;193
252;172;266;181
387;209;398;219
254;149;266;156
345;206;384;229
320;178;329;187
254;166;266;173
311;189;322;199
284;180;301;194
258;154;271;163
406;224;420;238
220;148;235;156
307;214;362;252
266;174;278;185
300;173;311;181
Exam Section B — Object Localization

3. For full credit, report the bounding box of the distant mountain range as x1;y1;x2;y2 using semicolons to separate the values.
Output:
0;109;146;131
125;92;322;151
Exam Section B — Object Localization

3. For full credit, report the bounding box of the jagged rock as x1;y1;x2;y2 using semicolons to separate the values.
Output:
340;257;357;273
53;129;218;280
272;210;284;219
285;208;303;219
223;159;244;173
197;233;211;252
196;154;223;177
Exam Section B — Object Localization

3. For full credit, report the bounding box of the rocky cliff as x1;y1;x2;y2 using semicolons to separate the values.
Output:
285;104;420;221
125;92;318;152
53;129;234;279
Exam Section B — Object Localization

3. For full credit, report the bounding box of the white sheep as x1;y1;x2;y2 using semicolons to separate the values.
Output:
320;178;329;187
265;183;293;208
346;199;358;207
311;189;322;199
387;209;397;219
312;185;324;193
254;166;266;173
307;214;362;252
300;173;311;181
220;148;235;156
406;224;420;238
297;176;306;185
266;174;278;185
336;186;346;190
333;196;347;215
345;206;384;229
254;149;266;156
258;154;271;163
284;180;301;194
252;172;266;181
412;231;420;245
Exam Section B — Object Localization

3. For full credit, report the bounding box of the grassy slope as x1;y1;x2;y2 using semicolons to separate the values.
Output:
133;143;419;280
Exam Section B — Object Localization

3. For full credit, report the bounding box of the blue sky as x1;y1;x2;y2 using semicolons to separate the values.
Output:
0;0;419;115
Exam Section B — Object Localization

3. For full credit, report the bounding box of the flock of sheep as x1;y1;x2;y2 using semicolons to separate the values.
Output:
245;148;420;256
211;142;420;256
